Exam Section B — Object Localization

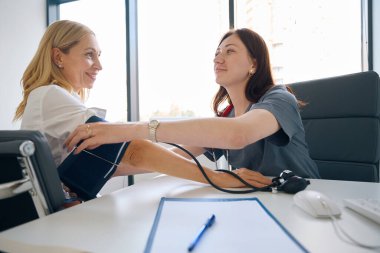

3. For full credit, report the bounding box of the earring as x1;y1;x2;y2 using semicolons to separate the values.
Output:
249;68;255;76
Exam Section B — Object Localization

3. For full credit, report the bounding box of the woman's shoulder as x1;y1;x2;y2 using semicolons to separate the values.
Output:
262;85;297;103
33;84;81;103
266;85;288;95
30;84;69;98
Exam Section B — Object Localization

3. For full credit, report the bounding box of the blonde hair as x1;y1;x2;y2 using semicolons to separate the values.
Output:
14;20;95;121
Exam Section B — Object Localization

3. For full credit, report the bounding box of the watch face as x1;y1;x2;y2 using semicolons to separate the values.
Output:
150;120;159;128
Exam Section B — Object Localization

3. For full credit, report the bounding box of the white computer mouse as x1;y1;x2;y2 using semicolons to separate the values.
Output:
293;190;341;218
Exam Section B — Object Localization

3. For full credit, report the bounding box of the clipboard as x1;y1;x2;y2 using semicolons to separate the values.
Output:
145;197;308;253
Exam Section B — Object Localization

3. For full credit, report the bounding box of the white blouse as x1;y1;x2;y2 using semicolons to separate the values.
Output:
21;85;106;166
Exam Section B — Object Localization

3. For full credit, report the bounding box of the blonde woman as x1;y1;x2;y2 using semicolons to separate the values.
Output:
15;20;271;200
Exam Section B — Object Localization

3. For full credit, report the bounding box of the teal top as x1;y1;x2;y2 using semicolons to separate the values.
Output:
204;85;320;179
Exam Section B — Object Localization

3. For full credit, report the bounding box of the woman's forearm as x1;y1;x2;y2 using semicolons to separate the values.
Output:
121;139;247;187
121;139;271;188
155;118;243;148
126;117;253;149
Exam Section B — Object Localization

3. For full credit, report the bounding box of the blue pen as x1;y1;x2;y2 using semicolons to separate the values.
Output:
187;214;216;252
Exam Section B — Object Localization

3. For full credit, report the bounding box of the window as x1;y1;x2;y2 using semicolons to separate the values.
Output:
55;0;366;121
60;0;128;122
235;0;362;84
137;0;229;120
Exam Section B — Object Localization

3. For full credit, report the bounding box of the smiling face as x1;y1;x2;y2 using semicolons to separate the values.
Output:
53;34;102;92
213;34;255;89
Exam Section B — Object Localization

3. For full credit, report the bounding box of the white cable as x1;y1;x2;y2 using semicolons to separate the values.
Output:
321;201;380;249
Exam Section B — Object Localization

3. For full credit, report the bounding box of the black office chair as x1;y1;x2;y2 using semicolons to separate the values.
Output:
0;130;65;232
289;71;380;182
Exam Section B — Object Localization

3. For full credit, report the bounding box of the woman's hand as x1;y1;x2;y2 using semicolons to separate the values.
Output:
65;122;129;154
232;168;272;188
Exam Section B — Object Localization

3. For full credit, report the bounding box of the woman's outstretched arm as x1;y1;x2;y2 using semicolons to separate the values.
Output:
115;139;272;188
65;109;279;154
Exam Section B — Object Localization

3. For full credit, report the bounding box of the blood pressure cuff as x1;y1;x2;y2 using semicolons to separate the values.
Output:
57;116;130;201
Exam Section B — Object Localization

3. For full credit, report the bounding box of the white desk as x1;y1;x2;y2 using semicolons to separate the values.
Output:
0;175;379;253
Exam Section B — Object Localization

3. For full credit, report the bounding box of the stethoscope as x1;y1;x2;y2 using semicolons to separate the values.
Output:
212;104;234;171
167;142;310;194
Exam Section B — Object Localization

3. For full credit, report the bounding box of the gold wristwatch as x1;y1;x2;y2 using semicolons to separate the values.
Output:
148;119;160;142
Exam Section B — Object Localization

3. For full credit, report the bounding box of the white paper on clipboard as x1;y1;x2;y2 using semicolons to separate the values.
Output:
144;197;308;253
